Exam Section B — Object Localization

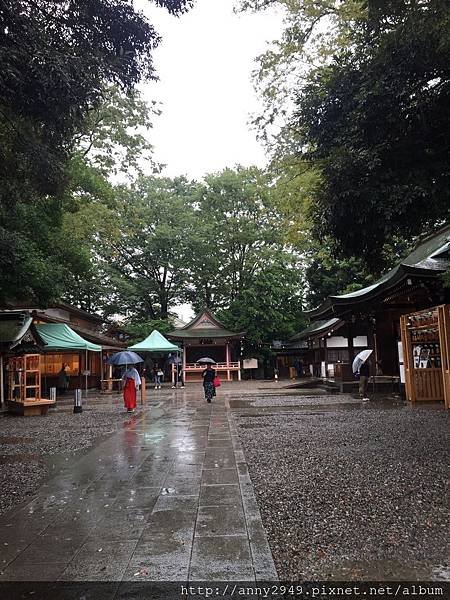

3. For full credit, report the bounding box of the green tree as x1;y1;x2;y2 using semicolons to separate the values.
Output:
75;85;161;179
188;167;285;309
123;318;173;346
238;0;367;152
219;260;306;358
0;0;191;206
92;176;197;320
0;0;192;306
294;0;450;266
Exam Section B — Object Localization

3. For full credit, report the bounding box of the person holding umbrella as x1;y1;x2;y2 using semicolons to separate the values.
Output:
198;357;217;403
108;351;143;412
352;349;373;401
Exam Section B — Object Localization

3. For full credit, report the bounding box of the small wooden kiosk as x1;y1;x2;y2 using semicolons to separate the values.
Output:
7;353;54;416
400;305;450;408
0;312;55;416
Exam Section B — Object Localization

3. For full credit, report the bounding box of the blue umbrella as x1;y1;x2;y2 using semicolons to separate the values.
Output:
107;351;144;365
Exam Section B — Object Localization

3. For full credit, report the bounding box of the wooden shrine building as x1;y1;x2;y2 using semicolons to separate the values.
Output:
0;312;55;415
293;224;450;385
0;303;125;400
287;317;371;381
167;309;244;382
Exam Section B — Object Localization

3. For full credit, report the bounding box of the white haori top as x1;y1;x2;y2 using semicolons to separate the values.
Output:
122;367;142;386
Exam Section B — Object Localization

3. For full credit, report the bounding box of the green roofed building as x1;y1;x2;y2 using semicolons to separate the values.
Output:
0;303;125;400
167;309;244;382
290;224;450;381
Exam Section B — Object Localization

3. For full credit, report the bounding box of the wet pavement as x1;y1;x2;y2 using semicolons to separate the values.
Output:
0;386;277;582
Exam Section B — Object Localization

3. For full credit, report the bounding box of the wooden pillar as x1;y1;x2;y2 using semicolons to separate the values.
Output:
348;321;355;367
237;360;241;381
183;344;187;383
107;363;113;392
226;343;231;381
140;376;146;405
0;354;3;405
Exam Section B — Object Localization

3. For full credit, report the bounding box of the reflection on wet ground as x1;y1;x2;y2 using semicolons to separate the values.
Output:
0;387;276;582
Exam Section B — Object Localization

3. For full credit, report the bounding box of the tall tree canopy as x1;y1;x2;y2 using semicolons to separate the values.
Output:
296;0;450;266
242;0;450;273
0;0;193;306
0;0;190;204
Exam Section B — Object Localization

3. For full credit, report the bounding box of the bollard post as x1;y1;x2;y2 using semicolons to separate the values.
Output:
73;389;82;414
141;377;146;405
49;387;57;402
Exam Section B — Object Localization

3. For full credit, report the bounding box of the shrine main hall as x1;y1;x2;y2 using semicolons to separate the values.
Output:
167;309;244;382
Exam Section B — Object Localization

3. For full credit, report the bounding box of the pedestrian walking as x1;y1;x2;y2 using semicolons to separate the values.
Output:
122;366;141;412
202;363;216;403
57;363;70;394
359;360;371;401
153;364;163;389
172;364;185;389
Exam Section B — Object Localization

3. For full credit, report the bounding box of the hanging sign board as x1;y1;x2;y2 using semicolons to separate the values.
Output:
243;358;258;370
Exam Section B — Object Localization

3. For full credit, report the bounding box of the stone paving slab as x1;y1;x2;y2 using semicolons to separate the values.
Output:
0;389;277;582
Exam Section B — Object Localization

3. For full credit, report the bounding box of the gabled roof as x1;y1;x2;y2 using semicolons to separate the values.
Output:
167;308;244;340
129;330;179;352
309;223;450;319
289;318;343;342
0;312;44;351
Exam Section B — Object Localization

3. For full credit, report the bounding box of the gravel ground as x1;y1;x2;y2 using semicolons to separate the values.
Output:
236;403;450;580
250;394;359;407
0;405;142;516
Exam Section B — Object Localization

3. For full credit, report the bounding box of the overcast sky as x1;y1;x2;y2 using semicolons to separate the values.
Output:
136;0;283;181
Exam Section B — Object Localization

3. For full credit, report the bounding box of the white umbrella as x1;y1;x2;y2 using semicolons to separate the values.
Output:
352;349;373;374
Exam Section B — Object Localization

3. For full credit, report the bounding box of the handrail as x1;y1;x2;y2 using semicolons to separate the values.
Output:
184;362;240;370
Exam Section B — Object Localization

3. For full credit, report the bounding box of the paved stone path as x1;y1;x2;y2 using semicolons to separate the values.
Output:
0;390;277;582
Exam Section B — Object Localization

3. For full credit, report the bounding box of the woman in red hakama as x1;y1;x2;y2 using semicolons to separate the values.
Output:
122;367;141;412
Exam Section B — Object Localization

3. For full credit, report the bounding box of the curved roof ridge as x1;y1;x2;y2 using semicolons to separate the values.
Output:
178;307;228;331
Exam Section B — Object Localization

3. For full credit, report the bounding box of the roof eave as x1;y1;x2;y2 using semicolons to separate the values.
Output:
306;264;446;320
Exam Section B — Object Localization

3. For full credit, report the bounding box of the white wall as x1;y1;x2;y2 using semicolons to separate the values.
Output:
326;336;348;348
325;335;368;348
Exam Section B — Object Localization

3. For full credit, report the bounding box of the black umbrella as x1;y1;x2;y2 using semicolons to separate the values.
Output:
197;357;216;364
167;354;182;365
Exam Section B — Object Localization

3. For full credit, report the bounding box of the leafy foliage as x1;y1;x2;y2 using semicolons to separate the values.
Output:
296;0;450;266
0;0;192;306
89;176;197;320
188;167;287;309
219;261;306;358
123;318;173;346
75;85;161;178
238;0;367;152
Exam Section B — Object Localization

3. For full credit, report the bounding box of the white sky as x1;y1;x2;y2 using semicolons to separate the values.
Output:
136;0;283;180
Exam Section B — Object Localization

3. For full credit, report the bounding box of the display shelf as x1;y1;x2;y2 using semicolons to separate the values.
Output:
6;353;55;416
407;323;438;331
400;304;450;407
